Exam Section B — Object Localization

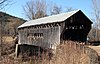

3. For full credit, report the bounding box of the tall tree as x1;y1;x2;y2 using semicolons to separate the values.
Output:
23;0;47;20
0;0;13;56
0;0;12;9
66;7;75;12
91;0;100;41
50;4;62;15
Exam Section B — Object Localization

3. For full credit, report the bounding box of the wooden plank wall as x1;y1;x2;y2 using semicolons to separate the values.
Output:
18;23;61;49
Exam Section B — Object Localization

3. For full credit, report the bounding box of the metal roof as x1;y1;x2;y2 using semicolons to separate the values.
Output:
18;10;80;28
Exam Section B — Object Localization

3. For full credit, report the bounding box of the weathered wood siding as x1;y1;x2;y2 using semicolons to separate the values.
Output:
18;25;61;49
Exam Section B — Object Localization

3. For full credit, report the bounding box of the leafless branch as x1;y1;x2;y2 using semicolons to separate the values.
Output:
23;0;47;20
0;0;13;10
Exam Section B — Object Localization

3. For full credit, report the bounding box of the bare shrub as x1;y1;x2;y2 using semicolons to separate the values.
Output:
50;41;89;64
0;41;99;64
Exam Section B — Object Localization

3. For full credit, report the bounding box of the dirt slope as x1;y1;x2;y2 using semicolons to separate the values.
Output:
89;46;100;56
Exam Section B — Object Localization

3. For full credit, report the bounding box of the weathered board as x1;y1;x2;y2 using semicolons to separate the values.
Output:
18;24;61;49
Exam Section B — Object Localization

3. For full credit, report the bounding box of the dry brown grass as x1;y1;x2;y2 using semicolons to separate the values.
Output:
89;46;100;56
2;36;14;44
50;41;89;64
0;41;99;64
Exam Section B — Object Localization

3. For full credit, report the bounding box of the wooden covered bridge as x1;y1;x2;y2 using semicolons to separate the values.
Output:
16;10;92;57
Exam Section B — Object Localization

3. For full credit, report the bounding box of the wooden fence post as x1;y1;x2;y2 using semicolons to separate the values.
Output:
15;44;19;57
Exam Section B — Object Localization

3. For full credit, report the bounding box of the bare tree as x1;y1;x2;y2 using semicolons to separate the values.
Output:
23;0;47;20
0;0;12;10
50;4;62;15
0;0;13;56
91;0;100;41
0;13;5;56
66;7;75;12
50;5;75;15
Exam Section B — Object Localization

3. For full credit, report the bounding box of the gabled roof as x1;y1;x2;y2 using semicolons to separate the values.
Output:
18;10;91;28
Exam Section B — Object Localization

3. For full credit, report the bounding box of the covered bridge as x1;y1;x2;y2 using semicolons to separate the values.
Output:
18;10;92;49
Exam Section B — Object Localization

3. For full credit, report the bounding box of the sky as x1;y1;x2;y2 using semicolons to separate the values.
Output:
1;0;92;20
